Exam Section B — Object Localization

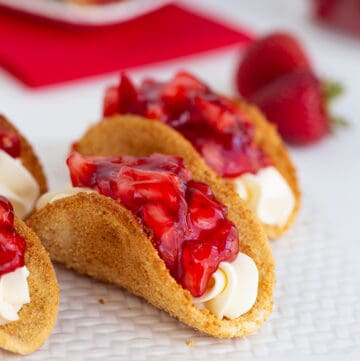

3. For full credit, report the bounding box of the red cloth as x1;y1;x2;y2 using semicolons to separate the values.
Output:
0;4;252;88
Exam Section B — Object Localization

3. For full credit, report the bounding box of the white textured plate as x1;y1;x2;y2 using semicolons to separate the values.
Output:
0;0;172;26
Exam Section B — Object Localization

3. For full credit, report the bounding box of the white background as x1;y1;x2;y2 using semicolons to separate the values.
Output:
0;0;360;360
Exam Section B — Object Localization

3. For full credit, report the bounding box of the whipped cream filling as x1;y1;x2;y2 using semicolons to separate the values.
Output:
0;266;30;325
0;150;40;219
193;253;258;319
36;186;95;210
234;166;295;227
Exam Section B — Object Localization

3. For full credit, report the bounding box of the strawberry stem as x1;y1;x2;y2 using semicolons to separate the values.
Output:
322;78;349;132
322;79;343;103
331;116;349;128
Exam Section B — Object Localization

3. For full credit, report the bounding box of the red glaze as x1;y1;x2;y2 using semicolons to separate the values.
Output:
103;72;271;178
0;130;21;158
67;152;239;297
0;196;26;276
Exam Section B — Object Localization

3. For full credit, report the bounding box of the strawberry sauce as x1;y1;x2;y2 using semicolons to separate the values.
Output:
67;152;239;297
0;129;21;158
0;196;26;276
103;72;271;178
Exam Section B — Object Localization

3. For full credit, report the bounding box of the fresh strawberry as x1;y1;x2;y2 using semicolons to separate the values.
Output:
236;32;312;98
313;0;360;35
250;71;342;144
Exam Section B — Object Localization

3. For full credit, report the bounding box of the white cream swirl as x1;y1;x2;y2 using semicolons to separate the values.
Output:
0;266;30;325
234;166;295;227
0;150;40;219
193;253;258;319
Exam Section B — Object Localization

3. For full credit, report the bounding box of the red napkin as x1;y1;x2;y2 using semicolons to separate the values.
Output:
0;4;252;88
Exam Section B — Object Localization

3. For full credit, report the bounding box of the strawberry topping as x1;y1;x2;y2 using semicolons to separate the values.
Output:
103;72;271;178
67;152;239;297
0;129;21;158
0;196;26;276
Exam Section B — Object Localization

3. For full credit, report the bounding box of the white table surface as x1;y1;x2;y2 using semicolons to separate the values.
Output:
1;0;360;360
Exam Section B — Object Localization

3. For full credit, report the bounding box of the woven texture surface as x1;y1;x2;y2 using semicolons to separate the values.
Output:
1;138;359;361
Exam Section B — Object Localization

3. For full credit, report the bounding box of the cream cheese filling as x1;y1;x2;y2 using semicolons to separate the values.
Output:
0;266;30;325
0;150;40;219
193;253;259;319
234;166;295;227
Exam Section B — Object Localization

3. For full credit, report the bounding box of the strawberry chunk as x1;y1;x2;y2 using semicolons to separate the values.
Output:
194;96;237;134
102;71;271;177
0;196;14;227
0;196;26;276
67;152;98;187
160;72;209;116
186;181;226;233
0;229;26;276
67;152;239;297
0;130;21;158
181;219;238;297
117;73;143;115
103;86;119;117
104;73;144;117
